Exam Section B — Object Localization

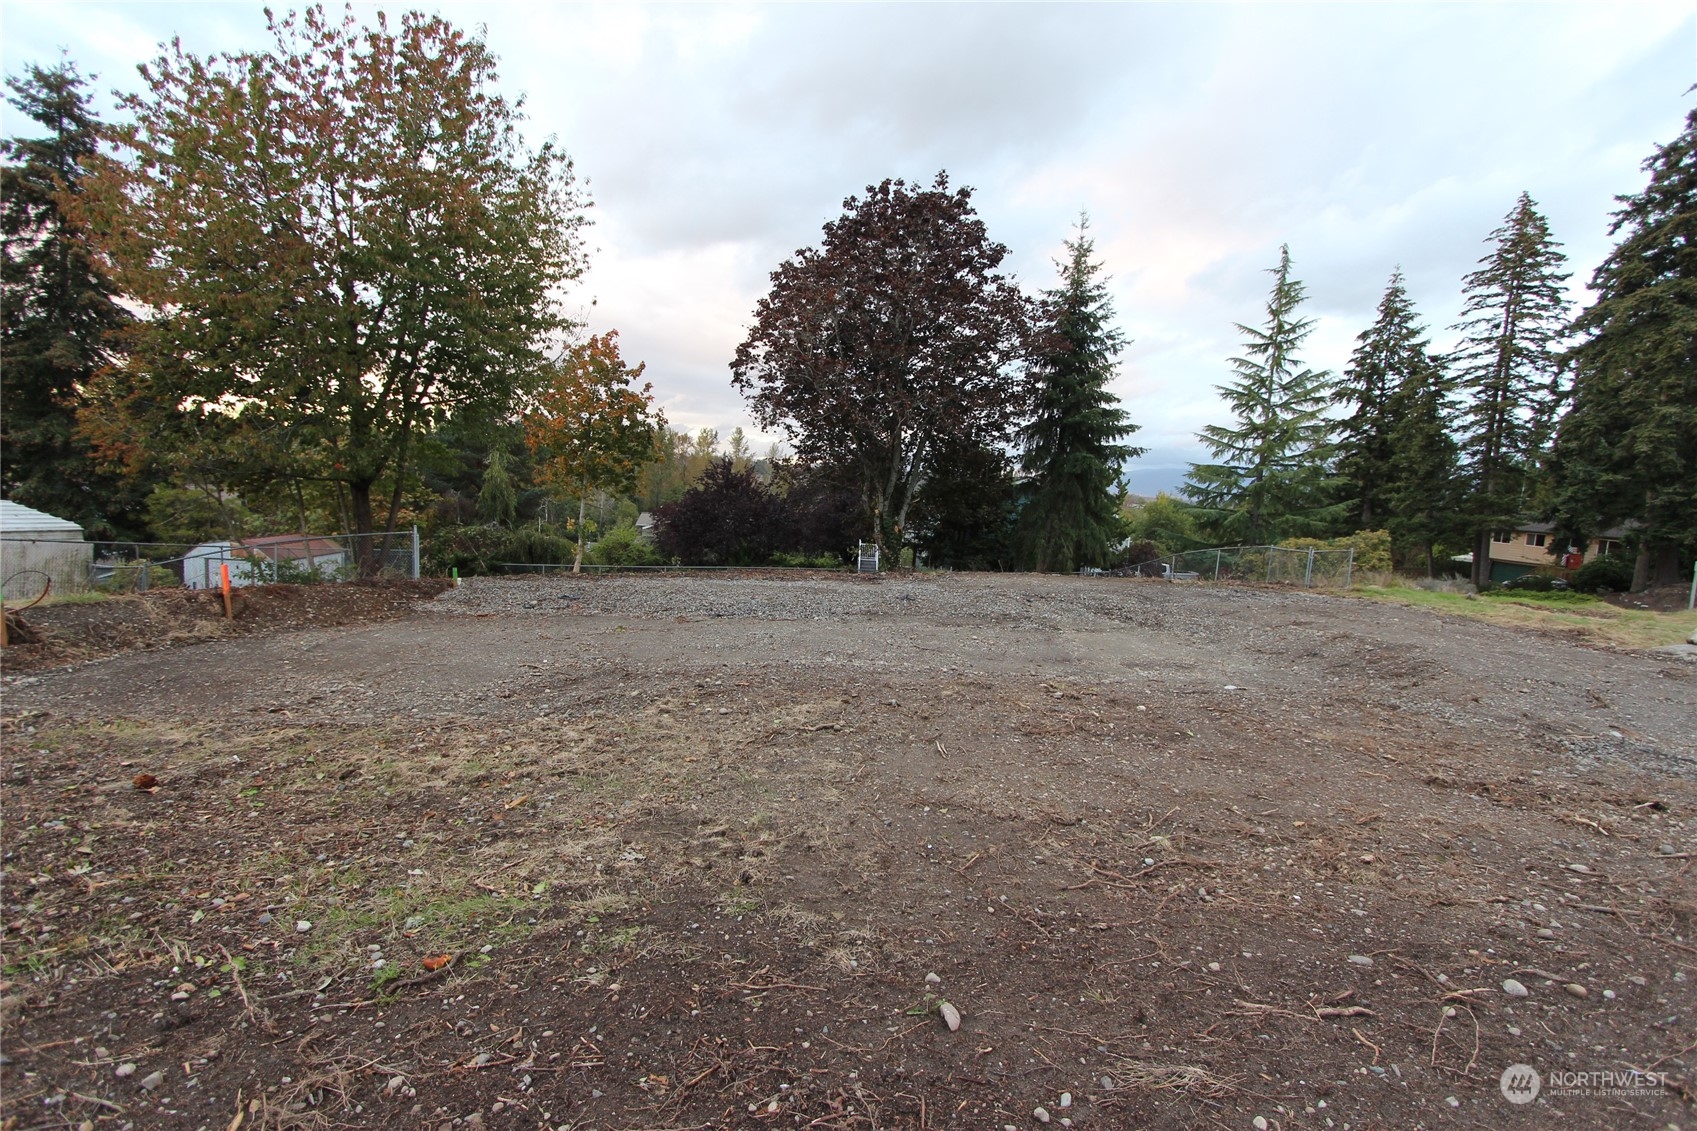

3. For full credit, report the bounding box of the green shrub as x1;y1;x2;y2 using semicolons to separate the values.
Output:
586;525;663;567
500;527;576;565
770;551;843;569
1279;530;1393;572
1569;553;1634;594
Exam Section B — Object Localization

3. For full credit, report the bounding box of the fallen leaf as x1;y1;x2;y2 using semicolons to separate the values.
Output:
422;954;452;971
132;773;159;790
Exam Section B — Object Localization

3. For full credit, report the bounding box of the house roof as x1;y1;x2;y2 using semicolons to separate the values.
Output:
0;500;85;536
1513;521;1631;540
236;535;346;560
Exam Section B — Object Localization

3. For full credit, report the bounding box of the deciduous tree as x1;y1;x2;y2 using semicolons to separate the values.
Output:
731;173;1031;554
79;6;587;551
1016;218;1143;572
1550;110;1697;590
523;332;662;573
1184;246;1338;543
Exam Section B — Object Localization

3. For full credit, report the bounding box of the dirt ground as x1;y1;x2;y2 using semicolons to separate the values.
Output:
1;572;1692;1131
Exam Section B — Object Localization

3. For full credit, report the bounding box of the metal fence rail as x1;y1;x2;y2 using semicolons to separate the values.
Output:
1094;544;1356;588
1;528;421;601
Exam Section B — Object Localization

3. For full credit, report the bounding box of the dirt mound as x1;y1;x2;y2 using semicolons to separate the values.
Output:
0;579;448;671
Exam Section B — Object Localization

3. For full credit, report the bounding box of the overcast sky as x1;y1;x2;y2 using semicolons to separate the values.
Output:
4;2;1692;493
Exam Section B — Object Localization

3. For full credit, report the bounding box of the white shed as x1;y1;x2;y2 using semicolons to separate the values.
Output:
0;500;92;600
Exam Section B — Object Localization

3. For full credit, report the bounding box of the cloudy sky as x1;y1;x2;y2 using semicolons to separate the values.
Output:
3;2;1692;493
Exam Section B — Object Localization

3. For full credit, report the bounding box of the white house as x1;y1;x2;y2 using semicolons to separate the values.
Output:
0;500;91;601
182;535;349;589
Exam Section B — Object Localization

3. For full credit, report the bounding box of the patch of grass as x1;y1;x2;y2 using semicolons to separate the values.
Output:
34;590;113;607
1351;582;1697;648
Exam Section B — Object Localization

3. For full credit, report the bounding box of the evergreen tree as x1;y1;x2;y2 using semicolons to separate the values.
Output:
1549;108;1697;589
477;446;518;527
1382;351;1460;576
1450;193;1571;586
1332;270;1424;530
1184;245;1337;543
0;60;147;536
1016;218;1144;572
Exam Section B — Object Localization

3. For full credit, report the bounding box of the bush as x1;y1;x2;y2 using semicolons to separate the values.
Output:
1111;540;1166;576
97;562;179;593
587;525;663;567
1569;553;1634;594
770;551;843;569
1495;572;1565;592
422;524;508;576
500;527;576;565
1280;529;1393;572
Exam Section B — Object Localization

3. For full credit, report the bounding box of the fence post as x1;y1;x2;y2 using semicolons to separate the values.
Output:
411;526;421;581
1214;548;1221;581
1266;551;1274;582
136;560;149;593
1345;547;1355;589
1304;548;1315;588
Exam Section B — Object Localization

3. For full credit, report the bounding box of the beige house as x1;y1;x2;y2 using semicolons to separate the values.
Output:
1473;522;1626;583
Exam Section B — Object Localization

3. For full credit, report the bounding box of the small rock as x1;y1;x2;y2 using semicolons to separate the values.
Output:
1033;1107;1051;1124
1565;863;1592;874
295;920;312;933
1058;1092;1072;1108
1564;983;1588;998
386;1075;406;1094
1629;975;1647;986
170;990;189;1001
1348;955;1374;967
1446;1096;1460;1107
138;1070;164;1091
257;912;272;926
1660;844;1678;856
1253;1118;1269;1131
115;1063;137;1078
1502;979;1529;997
938;1001;961;1032
1537;928;1556;939
1603;989;1616;1000
1100;1075;1115;1090
1207;961;1221;972
925;972;941;985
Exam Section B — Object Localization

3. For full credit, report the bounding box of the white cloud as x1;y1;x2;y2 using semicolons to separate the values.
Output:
4;0;1691;490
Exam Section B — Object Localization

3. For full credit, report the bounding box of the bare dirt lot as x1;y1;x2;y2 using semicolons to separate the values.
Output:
1;572;1693;1131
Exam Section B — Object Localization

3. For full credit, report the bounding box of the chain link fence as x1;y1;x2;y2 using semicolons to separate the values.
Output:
1096;544;1356;588
1;529;421;602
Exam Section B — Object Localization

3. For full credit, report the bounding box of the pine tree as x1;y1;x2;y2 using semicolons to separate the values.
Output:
1333;270;1428;530
1016;218;1144;572
1382;351;1460;576
1184;245;1337;544
0;60;145;536
1549;108;1697;589
1450;193;1571;587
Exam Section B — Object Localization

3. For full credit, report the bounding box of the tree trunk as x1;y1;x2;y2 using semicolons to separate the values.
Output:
1650;543;1682;589
351;481;378;576
1472;529;1493;589
572;490;587;575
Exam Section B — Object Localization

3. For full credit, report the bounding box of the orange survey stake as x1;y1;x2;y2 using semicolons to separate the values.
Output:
221;562;232;619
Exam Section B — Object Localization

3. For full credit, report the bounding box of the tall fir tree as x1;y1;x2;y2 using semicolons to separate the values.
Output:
1382;349;1460;576
1016;217;1144;572
1450;193;1571;587
1;60;147;536
1332;269;1427;530
1184;245;1338;544
1549;108;1697;589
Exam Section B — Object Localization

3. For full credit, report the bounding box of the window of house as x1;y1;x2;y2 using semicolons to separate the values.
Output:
1596;539;1619;557
1525;532;1547;547
1491;531;1513;544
